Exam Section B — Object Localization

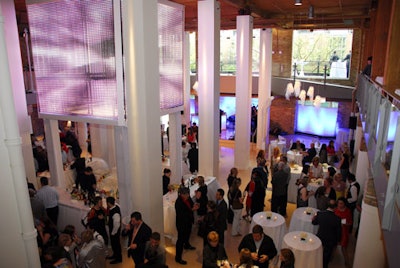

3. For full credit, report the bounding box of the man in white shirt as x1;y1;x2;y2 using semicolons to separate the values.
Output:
36;176;59;225
106;197;122;264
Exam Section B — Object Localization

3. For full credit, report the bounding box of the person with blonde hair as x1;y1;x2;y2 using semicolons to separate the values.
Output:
203;231;229;268
77;230;106;268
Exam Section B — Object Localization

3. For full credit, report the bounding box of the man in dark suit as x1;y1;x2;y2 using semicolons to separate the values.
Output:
302;142;317;166
238;224;277;268
175;187;199;265
290;140;306;151
122;211;152;266
312;202;342;268
271;161;289;217
215;188;228;245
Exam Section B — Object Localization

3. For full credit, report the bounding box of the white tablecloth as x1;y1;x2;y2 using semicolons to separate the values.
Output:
287;150;303;166
86;157;110;180
282;231;323;268
289;207;319;234
250;212;287;251
56;187;90;234
163;176;220;243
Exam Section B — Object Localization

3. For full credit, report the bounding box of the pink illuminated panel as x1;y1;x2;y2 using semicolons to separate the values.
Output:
27;0;120;122
158;2;184;109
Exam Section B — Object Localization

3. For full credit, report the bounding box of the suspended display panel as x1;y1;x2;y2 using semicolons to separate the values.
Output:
27;0;125;125
158;0;184;110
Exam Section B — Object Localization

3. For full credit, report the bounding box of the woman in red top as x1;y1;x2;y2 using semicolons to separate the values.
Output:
334;197;353;267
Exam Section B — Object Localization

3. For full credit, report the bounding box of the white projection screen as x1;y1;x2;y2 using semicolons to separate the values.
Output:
158;0;184;110
26;0;124;124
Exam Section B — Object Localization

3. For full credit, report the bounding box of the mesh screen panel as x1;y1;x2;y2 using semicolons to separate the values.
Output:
158;2;184;109
27;0;119;122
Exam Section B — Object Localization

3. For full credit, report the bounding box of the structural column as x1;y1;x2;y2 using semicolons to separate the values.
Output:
0;1;40;266
121;0;163;232
183;32;191;126
234;15;253;170
198;0;220;177
168;112;183;184
256;28;273;151
43;119;64;187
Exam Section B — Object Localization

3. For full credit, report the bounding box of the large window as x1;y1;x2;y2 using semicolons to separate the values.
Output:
292;29;353;79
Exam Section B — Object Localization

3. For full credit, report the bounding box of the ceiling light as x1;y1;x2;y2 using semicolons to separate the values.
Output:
295;0;302;6
308;6;314;19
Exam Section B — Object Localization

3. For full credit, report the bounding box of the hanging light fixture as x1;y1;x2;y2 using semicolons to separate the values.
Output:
295;0;302;6
308;6;314;19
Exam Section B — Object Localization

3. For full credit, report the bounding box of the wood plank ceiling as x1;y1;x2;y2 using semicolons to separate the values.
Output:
171;0;376;31
14;0;375;31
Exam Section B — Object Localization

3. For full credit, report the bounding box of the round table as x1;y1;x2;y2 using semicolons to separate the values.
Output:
250;211;287;250
287;150;303;166
282;231;323;268
289;207;319;234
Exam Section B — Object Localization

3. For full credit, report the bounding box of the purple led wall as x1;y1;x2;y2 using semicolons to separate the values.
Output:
27;0;121;123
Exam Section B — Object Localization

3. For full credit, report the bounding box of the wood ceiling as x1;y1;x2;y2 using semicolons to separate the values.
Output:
171;0;375;31
14;0;375;31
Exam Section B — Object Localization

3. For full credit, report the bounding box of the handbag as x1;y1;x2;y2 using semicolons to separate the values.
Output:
231;191;243;209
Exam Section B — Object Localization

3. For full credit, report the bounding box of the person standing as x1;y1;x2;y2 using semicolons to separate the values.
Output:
238;224;277;268
334;197;353;267
175;187;199;265
271;162;289;217
346;173;360;232
123;211;152;266
215;188;228;245
87;196;108;245
106;197;122;264
362;56;372;77
36;176;59;225
312;202;342;268
162;168;171;195
187;142;199;174
228;178;243;237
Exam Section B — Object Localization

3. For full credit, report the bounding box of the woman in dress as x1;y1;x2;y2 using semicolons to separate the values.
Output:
228;178;243;236
271;147;281;175
319;144;328;164
324;177;337;201
332;173;346;199
201;201;219;244
227;167;239;223
334;197;353;267
296;177;313;208
326;140;336;165
338;143;351;181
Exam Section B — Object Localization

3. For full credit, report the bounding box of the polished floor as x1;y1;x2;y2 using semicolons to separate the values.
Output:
106;137;356;268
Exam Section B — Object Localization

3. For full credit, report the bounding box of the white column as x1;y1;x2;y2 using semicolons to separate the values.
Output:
76;122;88;155
2;0;36;185
43;119;64;187
234;15;253;170
121;0;163;232
256;28;273;151
353;200;385;268
198;0;220;177
183;32;191;126
0;1;40;266
169;112;183;184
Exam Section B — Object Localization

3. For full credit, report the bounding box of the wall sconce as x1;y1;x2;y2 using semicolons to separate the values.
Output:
295;0;302;6
308;6;314;19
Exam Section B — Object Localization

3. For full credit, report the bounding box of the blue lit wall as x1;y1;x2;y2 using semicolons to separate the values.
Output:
295;102;338;137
